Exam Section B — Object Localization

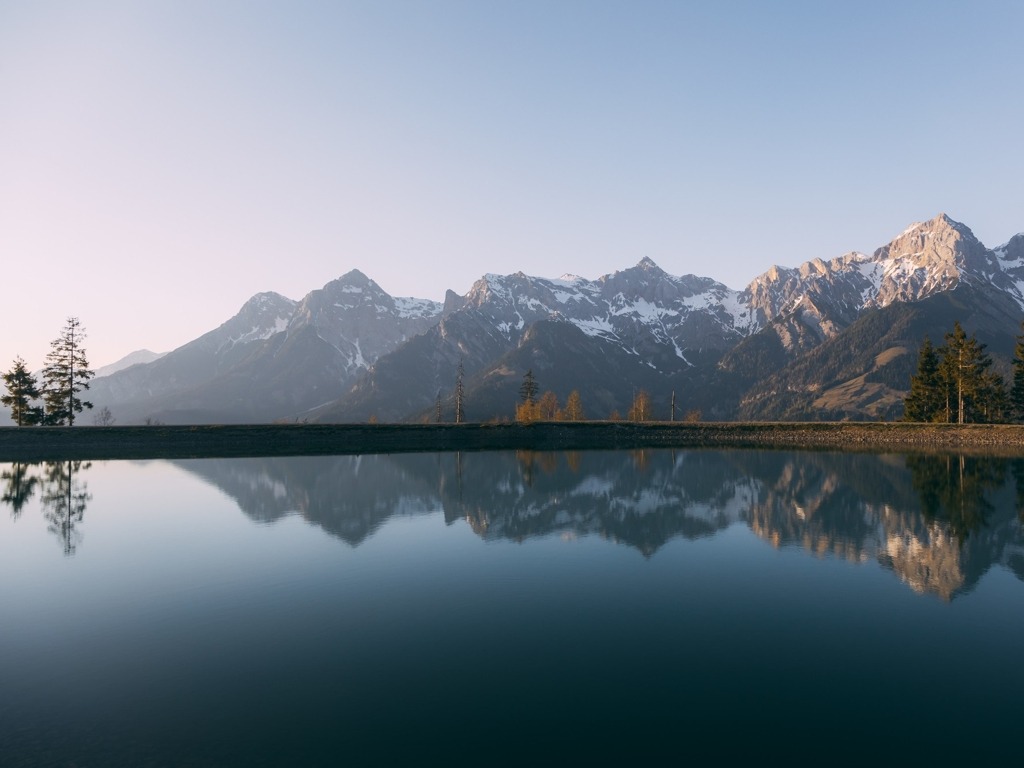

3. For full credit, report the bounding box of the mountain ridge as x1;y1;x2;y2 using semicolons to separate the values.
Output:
81;213;1023;424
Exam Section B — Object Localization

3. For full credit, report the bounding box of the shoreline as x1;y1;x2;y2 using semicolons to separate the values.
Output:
4;421;1024;461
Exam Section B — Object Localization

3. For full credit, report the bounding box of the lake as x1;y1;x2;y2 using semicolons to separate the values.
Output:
1;449;1023;765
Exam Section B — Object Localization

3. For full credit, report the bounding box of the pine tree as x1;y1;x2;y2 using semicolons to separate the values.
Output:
519;369;538;406
978;371;1009;423
2;356;43;426
1011;321;1024;422
42;317;94;426
902;338;942;422
1;462;39;518
938;321;996;424
454;358;465;424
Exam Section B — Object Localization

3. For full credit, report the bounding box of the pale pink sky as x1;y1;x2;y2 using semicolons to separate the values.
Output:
2;1;1022;370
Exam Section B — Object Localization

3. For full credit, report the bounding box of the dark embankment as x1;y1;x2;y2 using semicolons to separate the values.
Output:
4;422;1024;461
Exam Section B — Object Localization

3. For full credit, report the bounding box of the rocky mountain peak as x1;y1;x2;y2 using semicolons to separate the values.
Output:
240;291;295;313
887;213;976;255
995;233;1024;264
443;289;467;317
336;268;371;285
871;212;993;301
234;292;297;335
321;270;388;302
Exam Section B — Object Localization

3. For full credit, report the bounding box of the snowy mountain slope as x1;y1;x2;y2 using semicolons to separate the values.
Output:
88;291;298;414
90;273;443;424
738;214;1024;353
463;257;753;364
313;258;759;422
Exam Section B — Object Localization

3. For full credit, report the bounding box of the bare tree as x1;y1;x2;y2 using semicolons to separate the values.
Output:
92;406;115;426
563;390;584;421
628;390;652;421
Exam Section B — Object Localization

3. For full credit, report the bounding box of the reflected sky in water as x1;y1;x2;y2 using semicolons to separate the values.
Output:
1;450;1023;764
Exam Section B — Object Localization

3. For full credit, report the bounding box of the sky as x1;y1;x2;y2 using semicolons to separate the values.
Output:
2;0;1023;370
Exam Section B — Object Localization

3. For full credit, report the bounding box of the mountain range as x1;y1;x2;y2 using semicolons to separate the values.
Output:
85;213;1024;424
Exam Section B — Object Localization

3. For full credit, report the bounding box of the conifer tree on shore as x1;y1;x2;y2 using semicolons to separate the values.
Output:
42;317;94;426
903;321;1005;424
1;357;42;426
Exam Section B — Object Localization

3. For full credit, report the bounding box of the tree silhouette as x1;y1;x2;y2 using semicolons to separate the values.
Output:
537;391;559;420
454;357;465;424
907;454;1003;543
902;322;1006;423
1;357;43;426
519;369;538;405
40;460;92;555
563;390;584;421
42;317;94;426
903;338;942;422
1;462;40;519
1012;321;1024;422
628;390;652;421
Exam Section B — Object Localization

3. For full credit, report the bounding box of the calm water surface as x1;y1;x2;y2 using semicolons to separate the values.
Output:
1;449;1023;765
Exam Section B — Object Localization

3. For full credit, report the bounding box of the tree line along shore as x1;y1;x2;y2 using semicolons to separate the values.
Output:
4;422;1024;462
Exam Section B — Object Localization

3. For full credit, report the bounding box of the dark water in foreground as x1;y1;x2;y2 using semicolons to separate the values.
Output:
1;449;1023;765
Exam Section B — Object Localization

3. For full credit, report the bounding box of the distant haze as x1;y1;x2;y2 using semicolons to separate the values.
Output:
1;1;1022;370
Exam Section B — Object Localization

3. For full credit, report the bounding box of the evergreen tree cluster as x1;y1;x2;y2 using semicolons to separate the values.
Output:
903;320;1021;424
1;317;95;426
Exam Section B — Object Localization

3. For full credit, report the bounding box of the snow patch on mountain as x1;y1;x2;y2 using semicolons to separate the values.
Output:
394;296;444;319
221;315;290;350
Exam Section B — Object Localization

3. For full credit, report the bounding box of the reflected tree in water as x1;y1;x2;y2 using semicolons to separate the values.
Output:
1011;459;1024;525
1;462;40;520
40;460;92;556
907;454;1006;543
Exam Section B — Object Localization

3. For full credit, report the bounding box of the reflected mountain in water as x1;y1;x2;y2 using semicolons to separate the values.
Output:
5;449;1023;598
434;450;752;553
730;451;1024;600
177;451;754;555
172;449;1024;600
175;455;442;545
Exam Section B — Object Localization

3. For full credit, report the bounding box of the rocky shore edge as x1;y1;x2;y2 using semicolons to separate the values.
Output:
4;421;1024;461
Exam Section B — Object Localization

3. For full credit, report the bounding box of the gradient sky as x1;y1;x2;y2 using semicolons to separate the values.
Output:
2;0;1022;370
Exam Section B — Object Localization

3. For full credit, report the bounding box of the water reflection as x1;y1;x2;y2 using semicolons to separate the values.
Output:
907;454;1004;543
2;450;1023;597
40;460;91;556
173;450;1024;600
2;460;91;554
1;461;39;519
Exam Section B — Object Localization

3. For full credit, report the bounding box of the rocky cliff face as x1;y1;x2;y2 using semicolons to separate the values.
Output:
738;214;1019;355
